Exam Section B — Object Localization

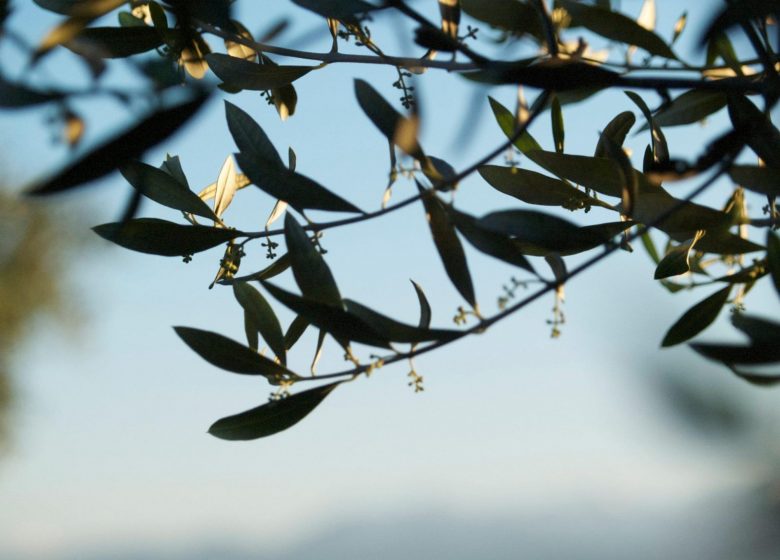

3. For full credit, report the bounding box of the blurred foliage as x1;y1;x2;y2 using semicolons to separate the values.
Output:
1;0;779;440
0;191;71;450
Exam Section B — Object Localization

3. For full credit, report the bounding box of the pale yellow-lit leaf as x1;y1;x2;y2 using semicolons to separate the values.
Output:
214;155;237;218
654;230;705;279
225;20;256;61
180;35;210;80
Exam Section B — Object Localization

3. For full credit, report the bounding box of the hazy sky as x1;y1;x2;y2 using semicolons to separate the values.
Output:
1;2;779;559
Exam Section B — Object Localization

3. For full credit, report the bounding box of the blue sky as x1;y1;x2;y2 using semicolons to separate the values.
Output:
1;1;779;558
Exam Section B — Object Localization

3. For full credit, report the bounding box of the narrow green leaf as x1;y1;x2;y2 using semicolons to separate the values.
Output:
244;313;259;351
768;230;780;297
207;53;313;90
120;160;217;220
29;91;210;195
463;60;620;91
478;210;632;256
488;96;542;154
261;281;390;348
224;101;283;167
640;231;661;264
410;280;431;330
526;150;625;198
661;286;730;347
233;282;286;364
654;231;703;279
449;208;535;272
418;184;476;308
174;326;296;380
551;95;564;153
284;213;342;306
236;153;362;214
626;91;668;164
559;0;677;59
284;315;309;351
461;0;543;38
729;166;780;197
594;111;635;158
209;381;341;440
160;154;189;189
232;253;291;283
93;218;241;256
343;299;460;344
728;95;780;169
641;90;727;130
599;136;637;216
479;165;594;209
69;26;163;57
354;79;424;159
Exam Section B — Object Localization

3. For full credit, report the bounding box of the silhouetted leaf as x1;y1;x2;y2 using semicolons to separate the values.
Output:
29;91;210;195
461;0;542;39
418;184;476;308
343;299;460;344
464;60;620;91
236;152;362;214
594;111;635;158
207;53;314;90
224;100;284;168
233;282;286;364
410;280;431;330
292;0;378;18
526;150;625;197
208;381;341;440
449;208;535;272
768;230;780;296
731;314;780;345
284;315;309;350
729;165;780;197
728;367;780;387
661;286;730;346
551;95;564;153
691;343;780;365
700;0;780;46
599;136;637;216
641;90;727;129
488;96;542;153
354;79;424;159
232;253;291;283
284;213;342;306
68;26;163;57
728;95;780;169
654;231;703;279
478;210;633;256
626;91;668;164
120;160;217;220
479;165;594;209
559;0;677;59
0;77;63;107
174;326;296;380
261;281;390;348
93;218;241;256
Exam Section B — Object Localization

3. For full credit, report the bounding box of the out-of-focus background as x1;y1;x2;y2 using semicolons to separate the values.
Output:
1;1;779;559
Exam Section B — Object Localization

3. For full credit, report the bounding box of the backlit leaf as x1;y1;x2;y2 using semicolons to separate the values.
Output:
224;100;284;167
654;230;704;279
731;314;780;345
728;95;780;169
284;315;309;351
488;96;542;154
120;160;217;220
174;326;296;380
691;343;780;365
479;165;594;209
661;286;730;346
410;280;431;330
0;77;63;107
343;299;460;344
354;79;424;159
450;208;535;272
551;95;564;153
292;0;378;18
233;282;286;364
93;218;241;256
729;166;780;197
559;0;677;59
418;183;476;308
207;53;313;91
29;91;210;195
208;381;341;441
768;230;780;297
214;155;237;218
464;60;620;91
594;111;635;158
461;0;542;39
69;26;163;57
236;154;361;214
284;213;342;306
642;90;727;130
